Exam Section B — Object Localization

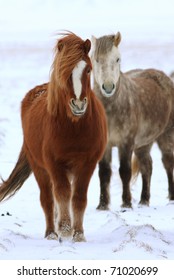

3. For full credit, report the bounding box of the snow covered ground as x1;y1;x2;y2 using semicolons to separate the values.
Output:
0;0;174;263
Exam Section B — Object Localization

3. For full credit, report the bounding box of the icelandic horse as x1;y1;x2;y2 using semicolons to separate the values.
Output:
91;32;174;209
0;32;107;242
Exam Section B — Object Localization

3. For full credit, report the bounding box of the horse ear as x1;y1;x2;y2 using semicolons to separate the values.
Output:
84;39;91;54
91;35;97;48
91;36;97;54
57;40;64;52
114;32;121;46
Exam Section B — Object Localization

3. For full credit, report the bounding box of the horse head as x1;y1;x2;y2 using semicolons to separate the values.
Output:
48;32;92;120
91;32;121;98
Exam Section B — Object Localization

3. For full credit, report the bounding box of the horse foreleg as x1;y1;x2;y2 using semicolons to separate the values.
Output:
119;146;133;208
134;144;153;206
46;162;72;240
54;174;72;239
97;146;112;210
72;162;96;242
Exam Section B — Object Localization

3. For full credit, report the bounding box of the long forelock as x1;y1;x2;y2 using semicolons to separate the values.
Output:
47;33;89;116
53;35;86;89
95;35;115;58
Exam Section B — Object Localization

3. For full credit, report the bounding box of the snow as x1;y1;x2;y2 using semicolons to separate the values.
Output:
0;0;174;264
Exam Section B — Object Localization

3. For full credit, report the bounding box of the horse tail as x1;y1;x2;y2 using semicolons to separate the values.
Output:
0;145;32;202
131;154;140;183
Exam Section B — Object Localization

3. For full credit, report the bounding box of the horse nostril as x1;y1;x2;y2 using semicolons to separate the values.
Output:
102;84;106;91
71;98;76;106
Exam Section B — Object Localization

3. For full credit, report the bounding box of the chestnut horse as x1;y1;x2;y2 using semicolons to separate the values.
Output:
91;32;174;209
0;33;107;242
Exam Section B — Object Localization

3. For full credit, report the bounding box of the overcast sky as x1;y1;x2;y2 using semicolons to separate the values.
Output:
0;0;173;42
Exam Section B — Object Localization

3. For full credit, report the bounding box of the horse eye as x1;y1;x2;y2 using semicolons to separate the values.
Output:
116;57;120;63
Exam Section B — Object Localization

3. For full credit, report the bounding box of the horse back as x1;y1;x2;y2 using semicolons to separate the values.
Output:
128;69;174;145
127;68;173;92
22;83;48;106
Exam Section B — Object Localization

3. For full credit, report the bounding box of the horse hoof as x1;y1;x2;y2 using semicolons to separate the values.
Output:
73;232;86;242
121;202;132;208
46;232;58;240
139;200;149;206
96;204;109;211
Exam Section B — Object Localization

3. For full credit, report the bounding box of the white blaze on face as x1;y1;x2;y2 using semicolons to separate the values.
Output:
72;60;86;99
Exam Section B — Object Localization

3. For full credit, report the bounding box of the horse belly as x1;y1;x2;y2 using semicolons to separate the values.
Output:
134;86;173;147
108;104;171;149
134;118;168;148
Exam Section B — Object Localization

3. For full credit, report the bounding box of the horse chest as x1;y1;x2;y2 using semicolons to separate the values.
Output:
50;122;101;159
107;107;137;146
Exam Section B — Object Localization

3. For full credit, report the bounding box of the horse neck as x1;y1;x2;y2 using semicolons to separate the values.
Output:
116;72;138;118
116;72;135;104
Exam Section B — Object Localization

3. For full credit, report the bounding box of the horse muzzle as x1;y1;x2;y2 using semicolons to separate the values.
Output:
101;82;115;97
69;97;88;116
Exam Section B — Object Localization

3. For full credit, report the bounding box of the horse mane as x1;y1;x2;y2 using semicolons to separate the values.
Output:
47;32;90;115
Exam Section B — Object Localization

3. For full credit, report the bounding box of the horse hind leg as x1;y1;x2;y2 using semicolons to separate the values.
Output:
157;133;174;201
97;146;112;210
134;144;153;206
